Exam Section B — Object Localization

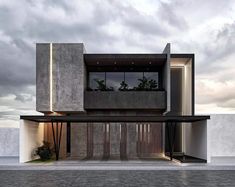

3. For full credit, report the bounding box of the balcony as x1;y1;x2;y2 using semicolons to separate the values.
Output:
84;91;166;110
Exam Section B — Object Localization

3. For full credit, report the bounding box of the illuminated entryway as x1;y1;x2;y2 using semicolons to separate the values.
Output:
20;115;209;163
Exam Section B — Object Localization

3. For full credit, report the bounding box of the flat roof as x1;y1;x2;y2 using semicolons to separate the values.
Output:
20;115;210;123
84;53;194;67
84;54;167;66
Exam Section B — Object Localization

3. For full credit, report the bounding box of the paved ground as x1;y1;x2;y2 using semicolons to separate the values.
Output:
1;170;235;186
1;158;235;186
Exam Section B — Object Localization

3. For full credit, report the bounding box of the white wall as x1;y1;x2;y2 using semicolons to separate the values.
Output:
208;114;235;163
182;59;192;115
184;120;207;160
19;120;44;163
0;128;19;156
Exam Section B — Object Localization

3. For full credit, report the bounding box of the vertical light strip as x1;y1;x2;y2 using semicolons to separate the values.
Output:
49;43;53;112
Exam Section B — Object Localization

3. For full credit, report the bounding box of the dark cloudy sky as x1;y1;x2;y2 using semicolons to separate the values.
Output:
0;0;235;127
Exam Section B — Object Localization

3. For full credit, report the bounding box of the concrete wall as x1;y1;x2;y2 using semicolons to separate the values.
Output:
93;123;104;158
126;123;137;158
184;120;207;160
182;59;192;115
0;128;19;157
207;114;235;163
70;123;87;159
84;91;166;110
110;123;120;157
19;120;44;163
36;43;86;112
36;43;50;112
53;43;85;112
162;43;171;113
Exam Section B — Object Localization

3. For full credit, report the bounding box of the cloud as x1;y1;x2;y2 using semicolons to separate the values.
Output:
196;79;235;106
0;0;235;127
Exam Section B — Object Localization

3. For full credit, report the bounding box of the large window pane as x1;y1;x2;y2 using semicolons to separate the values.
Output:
106;72;124;91
125;72;143;90
89;72;105;90
144;72;159;89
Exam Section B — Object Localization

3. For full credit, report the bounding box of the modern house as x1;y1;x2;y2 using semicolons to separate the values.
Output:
20;43;211;163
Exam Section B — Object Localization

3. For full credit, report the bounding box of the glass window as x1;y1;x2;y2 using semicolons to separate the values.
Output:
106;72;124;91
144;72;159;89
125;72;143;90
89;72;105;90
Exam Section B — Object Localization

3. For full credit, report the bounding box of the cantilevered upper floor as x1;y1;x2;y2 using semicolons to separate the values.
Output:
36;43;194;115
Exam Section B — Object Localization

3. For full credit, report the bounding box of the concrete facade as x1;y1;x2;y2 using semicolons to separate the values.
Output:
162;43;171;113
93;124;104;158
52;43;86;112
84;91;166;110
0;128;19;157
19;43;223;164
36;43;86;112
70;123;87;159
126;123;137;158
36;44;50;112
207;114;235;163
110;123;121;157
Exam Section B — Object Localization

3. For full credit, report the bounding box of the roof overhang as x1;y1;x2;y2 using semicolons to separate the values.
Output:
20;115;210;123
84;54;167;66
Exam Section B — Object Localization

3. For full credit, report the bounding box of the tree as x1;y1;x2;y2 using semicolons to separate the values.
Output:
119;81;129;91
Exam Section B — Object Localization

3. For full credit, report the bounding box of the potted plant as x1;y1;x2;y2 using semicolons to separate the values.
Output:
34;141;53;161
119;81;129;91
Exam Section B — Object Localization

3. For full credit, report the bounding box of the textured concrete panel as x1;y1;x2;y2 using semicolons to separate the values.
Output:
70;123;87;159
162;43;171;113
0;128;19;157
93;124;104;158
110;123;120;157
85;91;166;109
52;43;85;112
127;123;137;158
208;114;235;160
36;43;50;112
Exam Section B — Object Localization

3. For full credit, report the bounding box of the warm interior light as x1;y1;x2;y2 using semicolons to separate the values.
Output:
97;61;99;65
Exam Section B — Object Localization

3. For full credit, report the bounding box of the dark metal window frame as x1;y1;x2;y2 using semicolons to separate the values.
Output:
88;71;162;91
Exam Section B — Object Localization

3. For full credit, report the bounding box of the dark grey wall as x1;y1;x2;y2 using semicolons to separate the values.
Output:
168;68;182;115
162;43;171;113
84;91;166;110
166;68;183;152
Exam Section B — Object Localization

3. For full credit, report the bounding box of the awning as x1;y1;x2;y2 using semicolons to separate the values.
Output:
20;115;210;123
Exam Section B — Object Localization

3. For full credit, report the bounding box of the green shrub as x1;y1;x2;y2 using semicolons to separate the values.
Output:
35;141;53;161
